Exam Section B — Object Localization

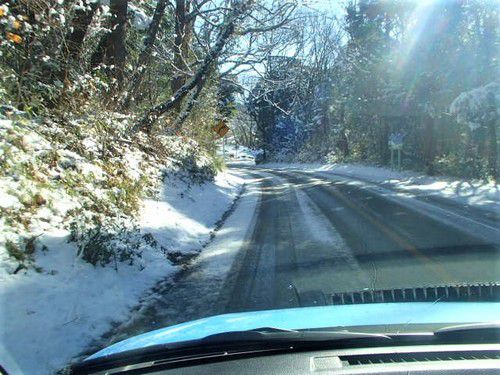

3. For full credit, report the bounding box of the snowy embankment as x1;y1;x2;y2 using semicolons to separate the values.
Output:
0;112;244;374
262;163;499;212
1;172;243;374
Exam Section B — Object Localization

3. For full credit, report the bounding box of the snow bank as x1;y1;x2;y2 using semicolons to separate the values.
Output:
0;111;245;374
0;228;173;374
0;171;244;374
262;162;499;211
140;171;244;259
95;170;259;349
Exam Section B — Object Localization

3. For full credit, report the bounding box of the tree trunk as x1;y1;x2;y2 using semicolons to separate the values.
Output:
63;1;99;65
486;92;498;181
56;1;99;104
121;0;167;109
91;0;128;86
422;114;435;175
337;129;349;158
173;79;206;130
337;102;349;158
380;116;390;165
487;121;497;181
106;0;128;87
171;0;195;113
90;33;108;69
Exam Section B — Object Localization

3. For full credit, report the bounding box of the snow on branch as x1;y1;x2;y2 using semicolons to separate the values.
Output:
450;81;500;131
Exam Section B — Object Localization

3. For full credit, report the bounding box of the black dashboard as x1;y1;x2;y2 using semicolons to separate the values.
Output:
79;343;500;374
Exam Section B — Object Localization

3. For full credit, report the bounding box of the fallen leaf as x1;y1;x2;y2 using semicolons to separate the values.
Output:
6;32;22;44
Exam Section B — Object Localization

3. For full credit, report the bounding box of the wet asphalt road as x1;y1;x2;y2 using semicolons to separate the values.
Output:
225;168;500;312
94;166;499;351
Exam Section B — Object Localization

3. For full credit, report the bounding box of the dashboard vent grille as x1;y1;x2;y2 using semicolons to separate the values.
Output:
331;283;500;305
340;350;500;366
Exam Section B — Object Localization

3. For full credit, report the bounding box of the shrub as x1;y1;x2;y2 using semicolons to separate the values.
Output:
434;153;488;180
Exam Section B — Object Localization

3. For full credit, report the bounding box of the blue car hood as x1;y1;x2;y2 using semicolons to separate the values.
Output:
88;302;500;360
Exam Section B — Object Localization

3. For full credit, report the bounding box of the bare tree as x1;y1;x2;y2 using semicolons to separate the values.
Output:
163;1;297;130
134;0;297;133
133;0;253;133
231;106;258;148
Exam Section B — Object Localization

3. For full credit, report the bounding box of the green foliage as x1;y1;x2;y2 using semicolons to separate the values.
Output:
5;236;37;266
173;147;218;183
182;81;220;151
434;153;489;180
211;154;226;172
74;224;142;267
6;240;25;262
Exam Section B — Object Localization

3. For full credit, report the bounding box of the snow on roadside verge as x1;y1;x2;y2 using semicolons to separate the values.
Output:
140;171;245;261
87;170;261;354
0;170;244;375
261;162;499;212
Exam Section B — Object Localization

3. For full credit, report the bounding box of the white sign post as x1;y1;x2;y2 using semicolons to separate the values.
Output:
389;133;404;170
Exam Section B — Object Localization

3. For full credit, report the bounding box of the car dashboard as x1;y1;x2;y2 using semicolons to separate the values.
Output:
82;343;500;374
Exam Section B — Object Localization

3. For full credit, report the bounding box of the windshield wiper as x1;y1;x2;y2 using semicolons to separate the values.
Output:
200;327;392;344
71;328;391;374
72;324;500;374
435;322;500;336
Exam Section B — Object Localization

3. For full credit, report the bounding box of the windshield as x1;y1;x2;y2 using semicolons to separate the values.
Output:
0;0;498;374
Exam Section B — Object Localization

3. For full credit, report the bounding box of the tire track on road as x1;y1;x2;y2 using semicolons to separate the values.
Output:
277;170;499;291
